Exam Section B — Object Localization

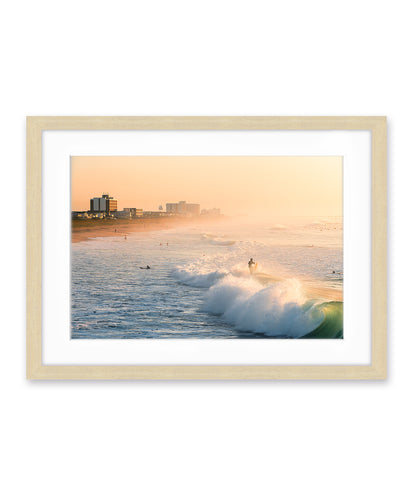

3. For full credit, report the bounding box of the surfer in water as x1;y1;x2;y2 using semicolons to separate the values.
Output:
248;258;257;274
139;265;151;269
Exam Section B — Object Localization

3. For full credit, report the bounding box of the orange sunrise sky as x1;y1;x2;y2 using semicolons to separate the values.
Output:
71;156;342;216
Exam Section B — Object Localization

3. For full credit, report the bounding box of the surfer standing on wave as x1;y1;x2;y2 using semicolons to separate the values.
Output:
248;258;257;275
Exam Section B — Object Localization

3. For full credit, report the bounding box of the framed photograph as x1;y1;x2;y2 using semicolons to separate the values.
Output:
27;116;386;379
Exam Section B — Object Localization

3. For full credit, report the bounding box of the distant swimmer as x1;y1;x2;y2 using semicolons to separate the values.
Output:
140;265;151;269
248;258;257;274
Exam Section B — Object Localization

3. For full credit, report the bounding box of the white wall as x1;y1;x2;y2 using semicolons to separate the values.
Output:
0;1;410;498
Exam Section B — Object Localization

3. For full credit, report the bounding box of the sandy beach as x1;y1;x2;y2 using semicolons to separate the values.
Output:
72;216;221;243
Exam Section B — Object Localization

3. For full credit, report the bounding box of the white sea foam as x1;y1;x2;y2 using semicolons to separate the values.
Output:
201;276;324;337
174;261;325;337
210;239;236;246
200;232;236;246
172;268;228;287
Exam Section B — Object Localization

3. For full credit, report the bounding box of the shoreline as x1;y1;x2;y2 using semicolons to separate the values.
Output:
72;216;223;243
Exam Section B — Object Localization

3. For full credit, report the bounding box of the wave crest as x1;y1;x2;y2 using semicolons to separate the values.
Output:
172;268;228;288
201;276;324;337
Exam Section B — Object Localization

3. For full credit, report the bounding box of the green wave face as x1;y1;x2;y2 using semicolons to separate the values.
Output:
302;301;343;339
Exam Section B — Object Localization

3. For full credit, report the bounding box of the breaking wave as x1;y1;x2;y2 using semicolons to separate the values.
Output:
172;268;228;288
201;233;236;246
173;266;343;338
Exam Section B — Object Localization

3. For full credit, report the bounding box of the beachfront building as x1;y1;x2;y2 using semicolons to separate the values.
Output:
201;208;221;216
72;211;91;219
112;208;144;219
90;193;117;215
166;200;200;216
113;210;131;219
123;208;143;218
166;203;177;214
103;193;117;213
90;196;106;213
143;211;168;218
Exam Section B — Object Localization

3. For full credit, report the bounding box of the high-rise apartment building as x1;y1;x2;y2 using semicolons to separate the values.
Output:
90;193;117;214
166;200;200;216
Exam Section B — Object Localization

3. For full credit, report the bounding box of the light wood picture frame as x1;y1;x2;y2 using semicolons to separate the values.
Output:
26;116;387;380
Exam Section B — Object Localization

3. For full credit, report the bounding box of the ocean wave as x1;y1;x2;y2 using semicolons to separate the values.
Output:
201;276;325;337
173;258;343;338
308;220;342;229
172;268;228;288
210;239;236;246
201;233;236;246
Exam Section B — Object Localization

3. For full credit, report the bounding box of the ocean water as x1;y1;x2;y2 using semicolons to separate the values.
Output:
71;216;343;339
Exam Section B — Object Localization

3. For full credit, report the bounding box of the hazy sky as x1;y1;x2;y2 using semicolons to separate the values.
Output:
71;156;342;216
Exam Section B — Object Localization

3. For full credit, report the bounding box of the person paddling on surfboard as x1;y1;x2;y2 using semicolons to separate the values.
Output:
248;258;257;274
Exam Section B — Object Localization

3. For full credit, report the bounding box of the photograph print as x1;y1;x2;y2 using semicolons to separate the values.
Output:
71;156;343;340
